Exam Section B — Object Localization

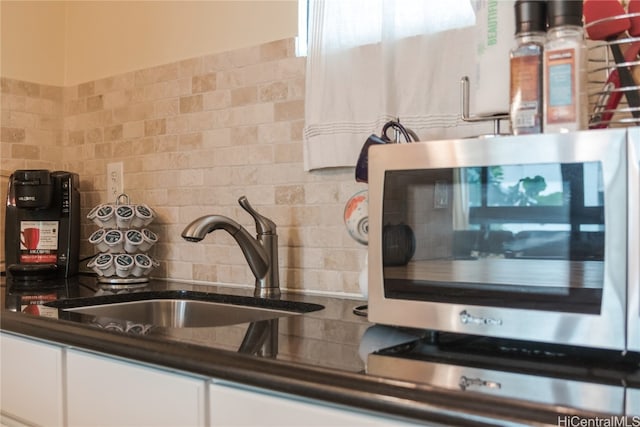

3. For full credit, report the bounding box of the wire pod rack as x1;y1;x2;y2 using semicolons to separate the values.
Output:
86;193;159;285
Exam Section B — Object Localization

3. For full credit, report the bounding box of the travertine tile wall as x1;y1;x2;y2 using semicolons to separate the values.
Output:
1;38;368;296
0;79;66;270
0;78;65;173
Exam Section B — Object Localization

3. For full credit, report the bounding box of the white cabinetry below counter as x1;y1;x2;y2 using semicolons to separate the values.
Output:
209;381;420;426
1;331;425;426
66;349;207;427
0;332;64;427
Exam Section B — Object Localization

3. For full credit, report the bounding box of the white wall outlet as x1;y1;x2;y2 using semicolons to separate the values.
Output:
106;162;124;202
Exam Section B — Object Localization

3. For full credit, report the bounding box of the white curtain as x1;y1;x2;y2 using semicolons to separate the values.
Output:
303;0;501;171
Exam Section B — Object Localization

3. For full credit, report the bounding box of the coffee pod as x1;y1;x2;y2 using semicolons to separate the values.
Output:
88;253;115;277
124;229;144;253
114;254;134;278
94;204;116;228
150;256;160;274
131;204;155;228
88;229;108;252
139;229;158;251
103;229;124;253
132;253;152;277
86;204;101;222
115;205;134;229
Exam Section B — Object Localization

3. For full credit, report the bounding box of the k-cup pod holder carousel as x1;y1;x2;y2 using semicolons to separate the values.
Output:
87;193;159;284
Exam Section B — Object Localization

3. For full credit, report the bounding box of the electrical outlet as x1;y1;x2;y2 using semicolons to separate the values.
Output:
106;162;124;202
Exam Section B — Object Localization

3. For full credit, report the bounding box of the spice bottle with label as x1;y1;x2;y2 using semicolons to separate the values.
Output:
510;0;547;135
543;0;587;133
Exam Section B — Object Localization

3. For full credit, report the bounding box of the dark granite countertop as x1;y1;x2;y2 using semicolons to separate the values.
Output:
2;276;638;426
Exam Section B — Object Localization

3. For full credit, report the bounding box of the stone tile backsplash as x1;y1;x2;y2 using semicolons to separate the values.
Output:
1;38;367;296
1;77;66;269
1;78;64;171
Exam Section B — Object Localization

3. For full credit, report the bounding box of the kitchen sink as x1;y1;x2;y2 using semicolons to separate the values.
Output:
46;290;324;328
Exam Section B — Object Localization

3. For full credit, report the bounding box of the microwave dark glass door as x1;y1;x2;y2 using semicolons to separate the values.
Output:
382;161;604;314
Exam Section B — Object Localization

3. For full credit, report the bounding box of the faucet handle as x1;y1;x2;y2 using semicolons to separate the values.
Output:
238;196;276;235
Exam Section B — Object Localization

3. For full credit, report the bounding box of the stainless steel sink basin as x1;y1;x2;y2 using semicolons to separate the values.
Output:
46;290;324;328
64;299;296;327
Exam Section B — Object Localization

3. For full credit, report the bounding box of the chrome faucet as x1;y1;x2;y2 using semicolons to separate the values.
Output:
181;196;280;298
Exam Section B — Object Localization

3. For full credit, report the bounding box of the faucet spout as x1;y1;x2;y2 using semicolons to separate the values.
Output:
181;215;269;285
181;197;280;298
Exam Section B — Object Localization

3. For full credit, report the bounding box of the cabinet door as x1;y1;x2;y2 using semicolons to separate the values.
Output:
66;349;206;427
0;332;64;427
209;381;420;426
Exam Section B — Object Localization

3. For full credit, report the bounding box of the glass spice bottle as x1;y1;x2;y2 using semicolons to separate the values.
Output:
510;0;547;135
543;0;587;133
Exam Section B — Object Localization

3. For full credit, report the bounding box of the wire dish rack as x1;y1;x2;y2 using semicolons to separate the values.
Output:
586;12;640;128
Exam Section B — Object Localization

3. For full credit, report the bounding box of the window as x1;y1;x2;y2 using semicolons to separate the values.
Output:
296;0;308;57
301;0;474;53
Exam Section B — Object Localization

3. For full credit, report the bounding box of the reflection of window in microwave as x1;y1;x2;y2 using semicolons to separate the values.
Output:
459;162;604;260
464;162;603;209
383;162;606;263
465;165;565;207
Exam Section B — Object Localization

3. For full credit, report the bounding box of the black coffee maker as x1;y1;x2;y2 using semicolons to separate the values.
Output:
4;170;80;282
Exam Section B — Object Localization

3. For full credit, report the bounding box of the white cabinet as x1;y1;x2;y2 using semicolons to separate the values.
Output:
1;332;427;426
0;332;64;427
66;349;206;427
209;381;420;426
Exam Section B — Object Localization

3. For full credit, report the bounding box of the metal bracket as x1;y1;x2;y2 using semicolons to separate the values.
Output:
460;76;510;136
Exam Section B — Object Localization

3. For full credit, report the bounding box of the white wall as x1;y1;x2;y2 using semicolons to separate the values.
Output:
1;1;298;86
0;1;67;85
63;1;298;86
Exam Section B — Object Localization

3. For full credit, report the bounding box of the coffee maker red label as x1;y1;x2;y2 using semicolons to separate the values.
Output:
19;220;59;263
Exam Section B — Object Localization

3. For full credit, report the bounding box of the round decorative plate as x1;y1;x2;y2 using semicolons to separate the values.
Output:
344;190;368;245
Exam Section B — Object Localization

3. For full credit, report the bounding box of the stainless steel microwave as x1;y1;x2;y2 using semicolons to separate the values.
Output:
368;128;639;352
